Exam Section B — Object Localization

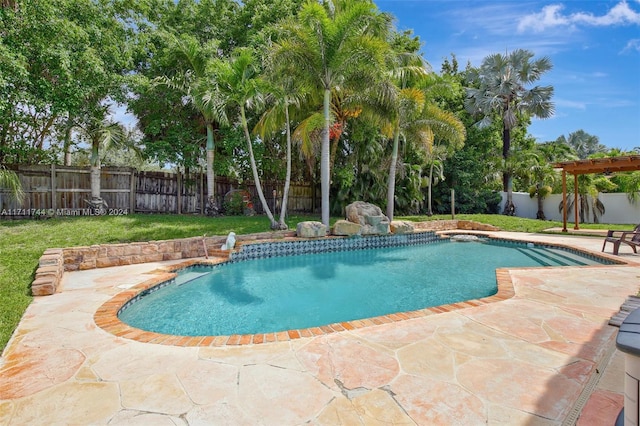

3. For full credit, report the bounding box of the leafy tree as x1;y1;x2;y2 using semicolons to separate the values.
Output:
270;0;392;227
465;49;554;214
0;0;131;164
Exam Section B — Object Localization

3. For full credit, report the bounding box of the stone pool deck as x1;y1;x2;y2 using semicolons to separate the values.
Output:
1;232;639;425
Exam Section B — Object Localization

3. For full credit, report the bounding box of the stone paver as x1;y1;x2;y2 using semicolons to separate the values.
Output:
1;233;639;425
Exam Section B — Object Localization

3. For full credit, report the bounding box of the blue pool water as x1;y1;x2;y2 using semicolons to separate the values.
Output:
118;240;607;336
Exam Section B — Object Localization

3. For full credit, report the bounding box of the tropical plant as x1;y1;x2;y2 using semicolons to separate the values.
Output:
269;0;392;227
0;167;24;204
526;154;555;220
557;174;616;224
485;145;539;216
74;106;131;212
154;33;225;215
215;48;280;229
425;145;448;216
465;49;554;214
255;45;309;229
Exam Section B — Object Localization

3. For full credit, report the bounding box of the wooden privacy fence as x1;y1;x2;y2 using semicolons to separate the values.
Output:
0;164;318;218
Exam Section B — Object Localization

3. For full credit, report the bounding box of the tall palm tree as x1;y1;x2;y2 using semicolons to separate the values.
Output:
269;0;391;227
215;48;280;228
465;49;554;214
383;89;465;221
255;49;308;229
155;33;225;215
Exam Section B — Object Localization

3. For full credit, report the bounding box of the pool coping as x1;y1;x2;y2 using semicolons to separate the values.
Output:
93;232;629;347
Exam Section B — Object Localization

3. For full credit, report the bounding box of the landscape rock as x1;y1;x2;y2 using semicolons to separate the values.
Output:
296;221;327;238
332;220;362;236
344;201;391;235
390;220;415;234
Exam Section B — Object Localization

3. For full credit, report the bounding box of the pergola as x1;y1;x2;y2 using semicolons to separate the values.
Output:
555;155;640;232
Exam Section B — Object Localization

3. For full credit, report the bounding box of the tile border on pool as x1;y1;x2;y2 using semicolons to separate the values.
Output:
93;233;624;347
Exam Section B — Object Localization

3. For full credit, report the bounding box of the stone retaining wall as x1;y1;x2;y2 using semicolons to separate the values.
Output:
31;220;498;296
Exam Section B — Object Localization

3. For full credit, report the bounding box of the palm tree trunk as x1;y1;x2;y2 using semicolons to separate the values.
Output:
503;176;515;215
278;102;292;229
536;187;545;220
321;88;331;227
502;125;510;192
386;125;400;221
205;123;216;214
427;162;434;216
63;116;73;166
241;106;277;228
90;140;101;200
88;139;105;211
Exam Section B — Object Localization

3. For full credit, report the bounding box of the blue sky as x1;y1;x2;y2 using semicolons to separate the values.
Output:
376;0;640;152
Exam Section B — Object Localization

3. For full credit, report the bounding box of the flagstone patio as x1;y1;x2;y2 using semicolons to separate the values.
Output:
1;232;639;425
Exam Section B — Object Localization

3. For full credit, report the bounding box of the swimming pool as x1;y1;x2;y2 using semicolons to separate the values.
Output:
118;238;611;336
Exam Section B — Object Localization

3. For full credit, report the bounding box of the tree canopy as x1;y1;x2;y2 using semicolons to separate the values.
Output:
4;0;635;223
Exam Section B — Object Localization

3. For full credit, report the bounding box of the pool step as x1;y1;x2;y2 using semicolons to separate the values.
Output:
207;248;232;259
516;247;595;267
175;271;210;286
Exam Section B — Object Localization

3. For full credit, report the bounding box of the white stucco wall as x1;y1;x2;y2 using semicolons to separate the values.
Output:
499;192;640;224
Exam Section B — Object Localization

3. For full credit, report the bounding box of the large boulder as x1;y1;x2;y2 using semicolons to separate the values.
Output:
343;201;391;235
332;220;362;236
296;221;327;238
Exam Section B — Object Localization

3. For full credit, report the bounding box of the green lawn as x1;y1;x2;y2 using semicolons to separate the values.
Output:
0;213;633;352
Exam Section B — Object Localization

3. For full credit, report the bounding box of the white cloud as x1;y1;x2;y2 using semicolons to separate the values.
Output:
518;4;572;33
572;1;640;26
518;1;640;33
622;38;640;52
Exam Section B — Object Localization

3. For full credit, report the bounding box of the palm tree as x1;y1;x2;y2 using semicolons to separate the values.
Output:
269;0;391;227
384;90;465;221
425;144;448;216
75;107;129;212
255;50;308;229
525;153;555;220
465;49;554;214
486;146;538;216
215;48;281;229
155;33;225;215
528;140;576;220
558;130;607;159
558;174;615;224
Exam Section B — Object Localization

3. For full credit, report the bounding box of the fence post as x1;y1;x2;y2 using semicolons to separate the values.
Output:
200;173;204;214
50;164;57;214
177;172;182;214
130;170;136;213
